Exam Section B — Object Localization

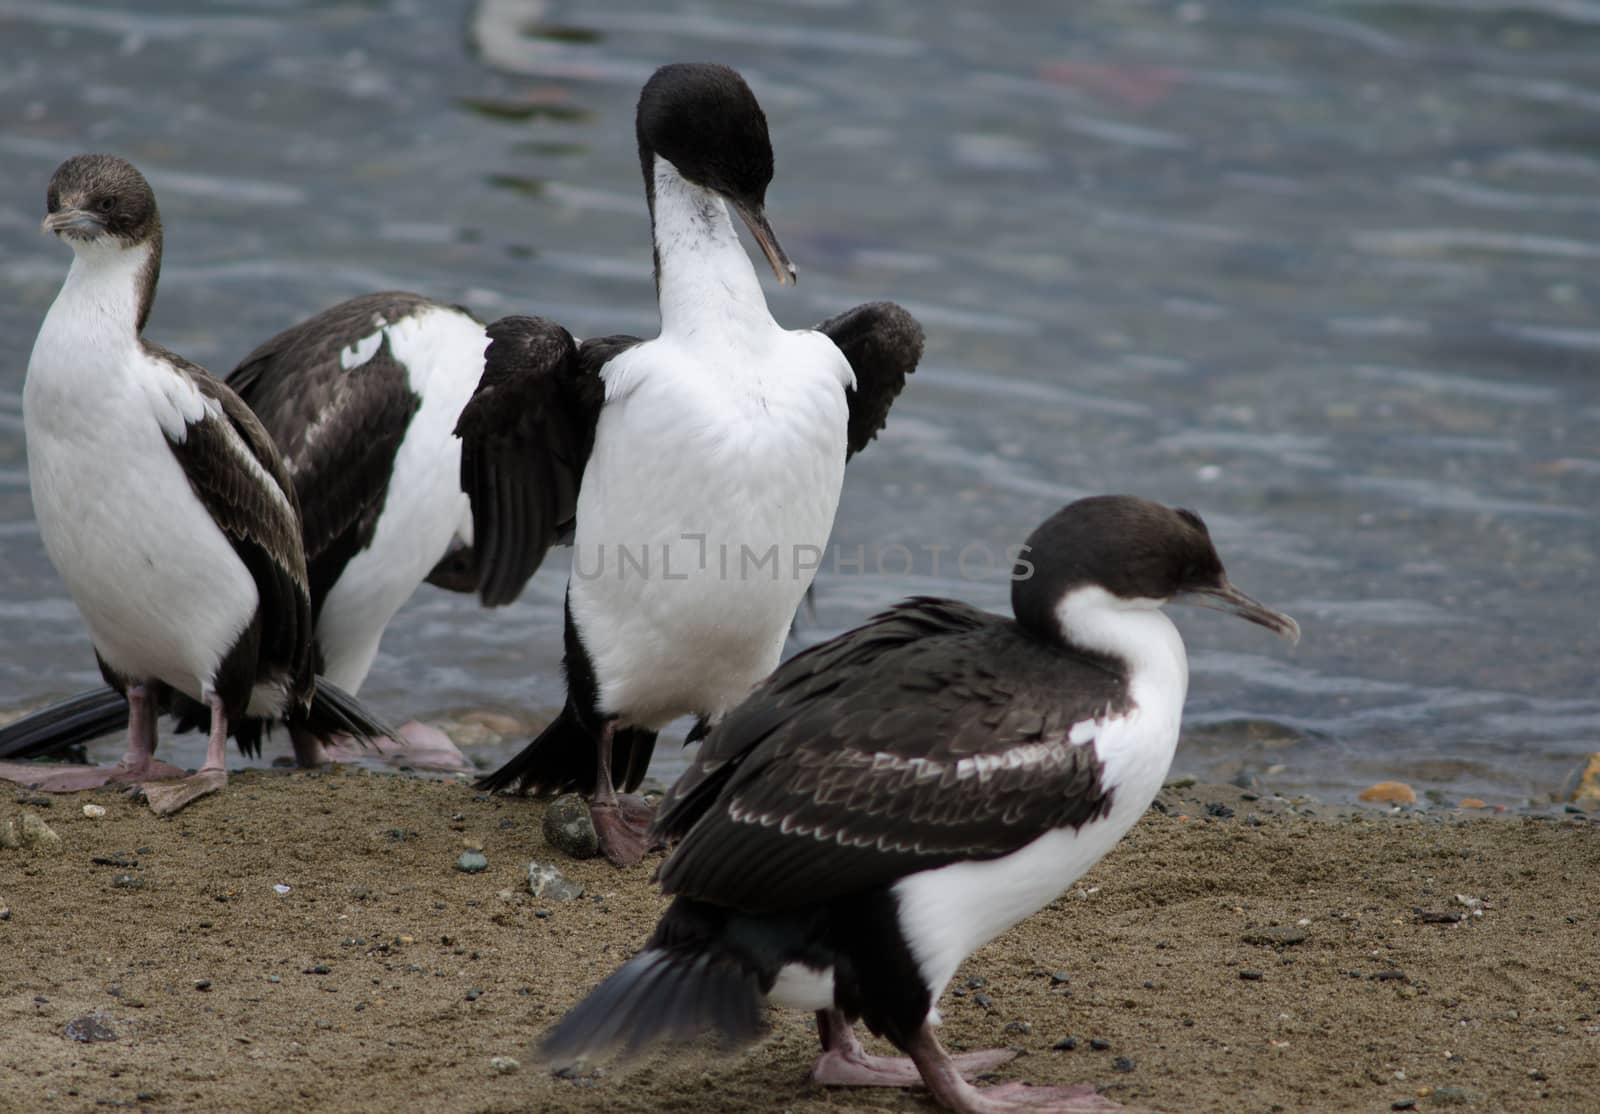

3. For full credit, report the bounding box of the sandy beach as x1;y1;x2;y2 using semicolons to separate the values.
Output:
2;769;1595;1114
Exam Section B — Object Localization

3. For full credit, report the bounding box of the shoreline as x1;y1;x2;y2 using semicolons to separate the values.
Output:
1;769;1596;1113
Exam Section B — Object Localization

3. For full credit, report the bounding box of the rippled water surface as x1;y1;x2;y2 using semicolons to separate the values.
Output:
1;0;1596;803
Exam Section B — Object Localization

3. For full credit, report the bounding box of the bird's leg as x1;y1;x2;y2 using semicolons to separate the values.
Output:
0;683;185;792
288;723;327;767
588;719;652;867
902;1022;1123;1113
140;693;229;815
811;1009;1016;1088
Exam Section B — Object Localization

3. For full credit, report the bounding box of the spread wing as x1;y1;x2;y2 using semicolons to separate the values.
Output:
653;598;1122;914
815;301;923;459
154;343;313;707
454;316;637;606
228;293;448;615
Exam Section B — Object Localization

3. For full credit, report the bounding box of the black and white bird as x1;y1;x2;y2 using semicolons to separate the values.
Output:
0;154;388;813
221;292;491;766
0;292;489;772
539;496;1299;1113
463;63;923;864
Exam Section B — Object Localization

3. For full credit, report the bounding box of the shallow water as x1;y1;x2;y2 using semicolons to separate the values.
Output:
0;0;1595;804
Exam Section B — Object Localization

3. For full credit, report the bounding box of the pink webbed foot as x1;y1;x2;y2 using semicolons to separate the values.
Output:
139;768;227;815
314;721;472;772
812;1011;1016;1088
812;1046;1017;1088
591;793;655;867
903;1022;1125;1114
0;757;188;793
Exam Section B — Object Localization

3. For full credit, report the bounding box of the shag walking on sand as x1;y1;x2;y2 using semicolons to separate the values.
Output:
539;496;1299;1113
0;154;387;813
463;63;923;864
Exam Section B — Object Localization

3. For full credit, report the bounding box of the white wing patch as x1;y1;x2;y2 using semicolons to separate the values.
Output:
143;360;216;443
339;320;388;371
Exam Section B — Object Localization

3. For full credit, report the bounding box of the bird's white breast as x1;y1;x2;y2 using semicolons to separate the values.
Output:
568;326;852;729
313;304;484;691
24;246;259;703
891;610;1189;1014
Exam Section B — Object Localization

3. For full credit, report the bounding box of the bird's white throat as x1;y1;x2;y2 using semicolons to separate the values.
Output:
650;157;775;342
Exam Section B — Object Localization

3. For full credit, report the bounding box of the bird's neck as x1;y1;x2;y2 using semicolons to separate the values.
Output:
45;238;161;349
1051;585;1189;717
648;156;776;342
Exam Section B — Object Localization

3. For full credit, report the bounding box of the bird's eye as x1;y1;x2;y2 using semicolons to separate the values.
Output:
97;196;116;213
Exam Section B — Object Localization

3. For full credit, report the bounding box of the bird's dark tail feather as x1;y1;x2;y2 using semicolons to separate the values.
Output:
475;705;657;796
170;678;398;759
539;935;765;1067
293;678;397;745
0;687;127;761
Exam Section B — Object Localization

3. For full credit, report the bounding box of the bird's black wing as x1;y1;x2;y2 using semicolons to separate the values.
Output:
154;344;314;712
454;317;636;606
228;292;451;616
653;597;1124;914
814;301;923;459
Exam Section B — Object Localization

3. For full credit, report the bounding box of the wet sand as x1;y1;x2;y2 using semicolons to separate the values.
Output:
1;770;1595;1114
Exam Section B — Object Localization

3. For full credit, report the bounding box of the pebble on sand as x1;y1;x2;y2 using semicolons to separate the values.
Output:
81;804;106;819
1360;781;1418;805
64;1015;117;1043
542;794;600;860
489;1055;520;1075
528;861;584;902
455;850;489;874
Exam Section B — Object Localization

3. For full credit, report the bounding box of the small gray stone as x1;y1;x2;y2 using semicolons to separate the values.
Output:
64;1015;116;1043
455;850;489;874
542;794;600;860
489;1055;520;1075
1429;1087;1479;1106
1241;926;1308;947
528;861;584;902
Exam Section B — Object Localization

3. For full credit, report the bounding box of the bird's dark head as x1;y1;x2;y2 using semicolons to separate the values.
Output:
43;154;162;250
1011;495;1299;646
636;62;793;284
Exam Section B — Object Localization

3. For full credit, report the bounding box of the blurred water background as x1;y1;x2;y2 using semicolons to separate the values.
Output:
0;0;1596;804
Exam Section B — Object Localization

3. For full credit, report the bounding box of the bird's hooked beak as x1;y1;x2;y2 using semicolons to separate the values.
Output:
1180;581;1300;645
41;207;103;238
731;198;796;286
